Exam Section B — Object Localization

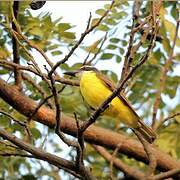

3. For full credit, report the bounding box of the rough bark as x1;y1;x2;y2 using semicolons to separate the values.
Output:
0;78;180;173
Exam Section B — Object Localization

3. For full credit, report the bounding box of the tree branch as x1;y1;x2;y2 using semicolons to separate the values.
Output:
154;168;180;180
0;127;81;179
48;0;115;76
79;19;158;134
0;60;79;87
133;130;156;179
152;20;180;129
0;78;179;174
12;1;21;89
93;145;145;180
155;112;180;130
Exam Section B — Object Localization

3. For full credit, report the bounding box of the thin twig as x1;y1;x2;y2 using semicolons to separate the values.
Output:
74;113;93;180
0;109;32;142
0;127;82;179
155;112;180;130
152;20;180;129
48;74;93;179
11;30;51;88
0;140;18;149
0;60;79;86
80;20;158;133
154;168;180;180
22;73;54;109
10;4;58;77
14;30;59;77
133;130;156;179
48;72;78;147
74;112;84;167
48;0;115;76
11;1;22;89
92;145;145;180
0;60;79;87
120;0;142;83
109;143;122;180
85;32;108;65
0;152;34;158
27;86;66;122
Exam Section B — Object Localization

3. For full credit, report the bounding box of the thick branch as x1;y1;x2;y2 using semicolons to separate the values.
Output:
0;78;180;174
0;128;80;179
93;145;145;180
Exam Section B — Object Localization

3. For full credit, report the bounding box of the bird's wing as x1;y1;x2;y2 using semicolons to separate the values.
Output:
96;72;157;143
96;72;140;119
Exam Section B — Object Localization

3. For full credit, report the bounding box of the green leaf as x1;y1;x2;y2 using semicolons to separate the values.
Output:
171;3;178;19
110;38;120;43
164;19;176;42
104;18;116;25
107;44;117;50
60;32;76;39
0;115;9;127
162;37;171;54
31;128;41;139
104;4;111;9
28;27;43;38
101;53;114;60
61;63;69;70
85;38;102;54
97;24;109;31
0;69;9;75
156;123;180;158
119;48;124;54
116;55;121;63
71;63;83;70
91;18;99;27
112;11;127;19
122;40;127;46
95;9;106;16
0;48;10;59
48;44;59;50
58;23;72;32
51;50;62;56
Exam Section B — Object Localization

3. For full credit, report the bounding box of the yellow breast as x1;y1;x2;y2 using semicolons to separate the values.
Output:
80;71;138;127
80;72;111;108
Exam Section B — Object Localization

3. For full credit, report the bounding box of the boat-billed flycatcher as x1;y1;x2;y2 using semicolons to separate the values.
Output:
64;66;156;143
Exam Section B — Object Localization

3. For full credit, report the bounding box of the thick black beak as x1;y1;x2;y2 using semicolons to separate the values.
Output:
63;70;79;77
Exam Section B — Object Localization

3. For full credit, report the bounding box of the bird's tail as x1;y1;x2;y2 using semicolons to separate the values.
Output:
135;120;157;143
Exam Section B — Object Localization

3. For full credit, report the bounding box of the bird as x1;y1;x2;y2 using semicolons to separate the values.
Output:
64;66;156;143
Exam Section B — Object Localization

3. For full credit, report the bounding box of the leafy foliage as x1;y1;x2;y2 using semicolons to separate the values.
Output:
0;0;179;179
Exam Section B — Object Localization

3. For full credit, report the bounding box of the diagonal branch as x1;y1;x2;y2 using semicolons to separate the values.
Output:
0;60;79;87
0;127;81;179
48;0;115;76
0;78;180;173
154;168;180;180
120;0;142;82
80;20;158;133
133;130;156;179
93;145;145;180
152;20;180;129
155;112;180;130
